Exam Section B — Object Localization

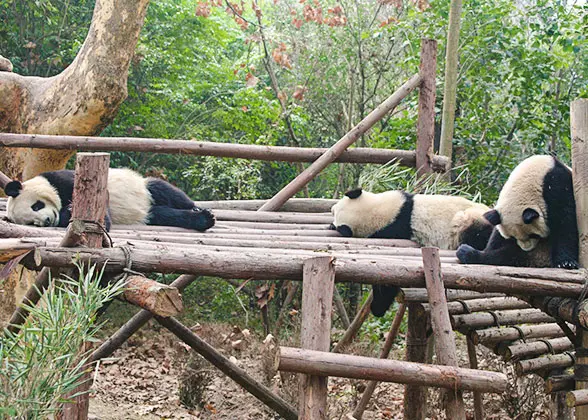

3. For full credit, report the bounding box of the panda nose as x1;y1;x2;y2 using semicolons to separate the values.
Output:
44;217;52;227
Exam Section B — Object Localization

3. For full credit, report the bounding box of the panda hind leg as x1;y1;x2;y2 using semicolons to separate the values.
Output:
370;284;400;317
147;206;215;231
147;178;199;210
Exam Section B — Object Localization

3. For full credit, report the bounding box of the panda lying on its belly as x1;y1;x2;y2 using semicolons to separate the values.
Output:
331;188;494;317
457;154;578;269
4;168;215;232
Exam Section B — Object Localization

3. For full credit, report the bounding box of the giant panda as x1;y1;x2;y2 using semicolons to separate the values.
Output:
330;188;494;316
456;154;578;269
4;168;216;231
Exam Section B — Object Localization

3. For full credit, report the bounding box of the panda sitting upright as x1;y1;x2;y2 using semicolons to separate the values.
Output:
457;154;578;269
331;188;494;316
4;168;215;232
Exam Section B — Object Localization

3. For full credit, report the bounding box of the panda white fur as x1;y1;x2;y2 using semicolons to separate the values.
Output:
457;154;578;269
331;188;494;316
4;168;216;231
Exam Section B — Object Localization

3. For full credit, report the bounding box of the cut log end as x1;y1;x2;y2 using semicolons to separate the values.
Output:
122;275;183;317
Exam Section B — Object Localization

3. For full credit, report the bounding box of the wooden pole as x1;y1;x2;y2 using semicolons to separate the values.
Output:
452;308;554;330
278;347;507;393
416;39;437;177
352;304;406;419
157;316;297;420
470;323;568;346
567;390;588;407
572;98;588;420
516;353;575;375
438;0;463;164
504;337;572;361
332;292;373;353
299;256;335;420
546;375;575;393
60;153;110;420
404;302;428;420
333;287;351;328
122;275;183;317
422;247;466;419
259;74;423;211
0;133;449;171
398;288;504;303
466;337;485;420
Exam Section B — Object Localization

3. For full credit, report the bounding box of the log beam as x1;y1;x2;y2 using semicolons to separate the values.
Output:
122;275;183;317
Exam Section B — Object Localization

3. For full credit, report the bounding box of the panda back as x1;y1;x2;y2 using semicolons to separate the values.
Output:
107;168;151;224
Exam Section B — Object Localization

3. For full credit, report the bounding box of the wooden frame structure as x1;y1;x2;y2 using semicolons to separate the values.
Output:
0;36;586;420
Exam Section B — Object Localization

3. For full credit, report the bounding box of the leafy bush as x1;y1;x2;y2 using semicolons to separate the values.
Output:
0;264;124;419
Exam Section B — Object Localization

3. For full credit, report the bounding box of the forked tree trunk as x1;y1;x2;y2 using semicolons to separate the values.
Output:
0;0;150;180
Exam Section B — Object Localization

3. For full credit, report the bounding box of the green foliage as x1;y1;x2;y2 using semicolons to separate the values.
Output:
0;264;124;419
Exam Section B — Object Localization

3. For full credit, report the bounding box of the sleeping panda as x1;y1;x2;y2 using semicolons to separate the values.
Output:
457;154;578;269
331;188;494;316
4;168;216;231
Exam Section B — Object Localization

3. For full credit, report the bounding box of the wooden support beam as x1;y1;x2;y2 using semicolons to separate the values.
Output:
504;337;572;361
352;304;406;419
567;390;588;407
157;316;297;420
0;133;449;170
398;288;504;303
572;98;588;420
466;337;485;420
546;375;575;393
422;247;465;419
299;256;335;420
259;74;423;211
332;292;373;353
404;302;428;420
470;323;569;346
452;308;554;330
516;352;575;375
333;287;351;329
416;39;437;177
278;347;507;393
60;153;110;420
423;296;530;315
196;198;337;213
122;275;182;317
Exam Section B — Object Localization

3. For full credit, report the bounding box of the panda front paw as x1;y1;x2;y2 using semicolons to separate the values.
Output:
192;207;216;231
456;244;481;265
554;259;579;269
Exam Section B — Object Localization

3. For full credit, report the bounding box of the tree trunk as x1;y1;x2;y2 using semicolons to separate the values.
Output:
0;0;149;180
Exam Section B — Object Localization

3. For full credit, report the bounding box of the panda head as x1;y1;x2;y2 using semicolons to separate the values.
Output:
484;156;554;252
5;176;62;227
331;188;405;238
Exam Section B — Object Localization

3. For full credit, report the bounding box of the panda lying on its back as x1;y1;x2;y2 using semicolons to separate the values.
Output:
331;188;494;316
457;155;578;269
4;168;215;232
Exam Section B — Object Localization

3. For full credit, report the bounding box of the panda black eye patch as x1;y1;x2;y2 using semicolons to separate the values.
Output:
529;233;542;240
31;201;45;212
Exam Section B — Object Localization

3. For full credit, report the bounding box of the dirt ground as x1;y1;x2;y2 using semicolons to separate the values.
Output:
89;321;557;420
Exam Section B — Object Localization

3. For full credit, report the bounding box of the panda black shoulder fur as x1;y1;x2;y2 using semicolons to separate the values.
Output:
331;188;494;316
4;168;216;232
457;154;578;269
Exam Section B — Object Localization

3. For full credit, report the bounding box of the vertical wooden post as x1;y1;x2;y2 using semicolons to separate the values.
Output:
466;336;485;420
299;256;335;420
572;98;588;420
61;153;110;420
352;303;406;419
422;247;466;420
403;302;428;420
416;39;438;178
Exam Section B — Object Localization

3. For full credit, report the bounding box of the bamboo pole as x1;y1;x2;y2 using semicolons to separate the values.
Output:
404;303;428;420
0;133;449;170
157;316;297;420
352;304;406;419
416;39;437;177
299;257;335;420
259;74;423;211
278;347;507;393
422;247;465;419
572;98;588;420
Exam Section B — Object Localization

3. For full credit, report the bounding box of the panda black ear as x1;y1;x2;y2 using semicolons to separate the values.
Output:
523;208;540;224
484;209;501;226
4;181;22;198
345;188;363;199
